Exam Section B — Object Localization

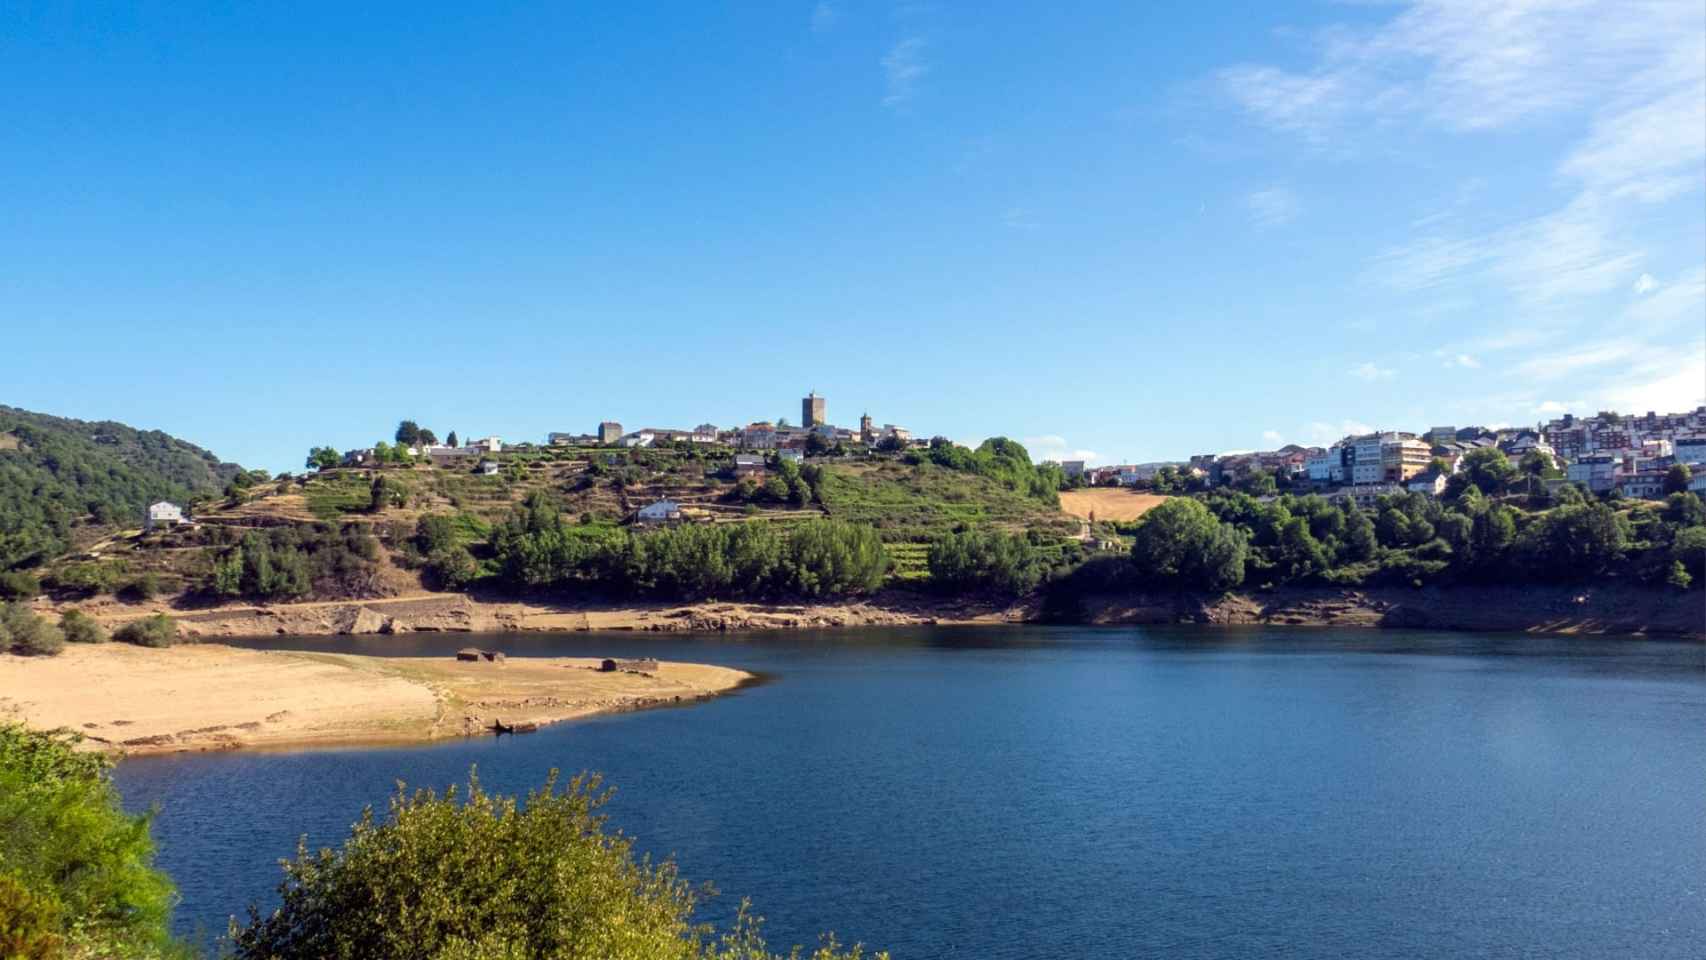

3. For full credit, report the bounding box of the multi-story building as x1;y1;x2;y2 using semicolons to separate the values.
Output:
598;421;623;445
1426;426;1457;445
859;413;875;444
1567;454;1620;493
1350;434;1387;485
1382;437;1433;482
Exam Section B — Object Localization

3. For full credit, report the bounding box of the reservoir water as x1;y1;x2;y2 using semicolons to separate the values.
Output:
115;626;1706;959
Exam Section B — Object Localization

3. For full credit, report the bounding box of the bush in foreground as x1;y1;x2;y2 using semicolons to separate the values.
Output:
114;614;178;648
232;771;886;960
0;724;182;958
0;604;63;656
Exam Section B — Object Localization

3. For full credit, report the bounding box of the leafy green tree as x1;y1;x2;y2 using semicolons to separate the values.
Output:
1130;498;1248;592
1516;502;1628;580
1459;448;1517;496
1238;470;1278;497
418;428;439;446
394;420;423;446
1671;526;1706;584
1663;492;1705;528
1519;450;1553;496
230;771;885;960
446;430;459;448
927;529;1045;596
1664;463;1692;495
0;724;181;958
307;446;342;471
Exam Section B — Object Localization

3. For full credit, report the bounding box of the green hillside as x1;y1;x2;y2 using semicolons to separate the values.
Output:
0;405;242;569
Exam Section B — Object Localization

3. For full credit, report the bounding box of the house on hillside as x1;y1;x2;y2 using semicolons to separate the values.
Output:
777;449;804;464
733;454;765;478
636;499;683;524
1406;468;1448;497
478;459;501;476
143;501;185;532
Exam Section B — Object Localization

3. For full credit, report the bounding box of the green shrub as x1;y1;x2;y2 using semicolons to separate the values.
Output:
0;724;180;957
119;572;163;602
230;770;885;960
0;571;41;601
927;529;1045;596
0;872;62;960
46;561;120;597
114;614;178;648
59;609;106;644
0;604;63;656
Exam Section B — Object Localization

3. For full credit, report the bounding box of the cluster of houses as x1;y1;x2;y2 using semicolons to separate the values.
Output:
1079;406;1706;505
543;393;921;454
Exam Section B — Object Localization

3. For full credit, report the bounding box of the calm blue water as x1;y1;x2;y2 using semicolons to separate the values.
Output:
115;627;1706;959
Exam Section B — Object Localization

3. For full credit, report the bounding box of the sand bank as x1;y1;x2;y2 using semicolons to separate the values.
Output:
0;642;751;755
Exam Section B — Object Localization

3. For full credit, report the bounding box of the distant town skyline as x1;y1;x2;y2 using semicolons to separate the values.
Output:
5;1;1701;475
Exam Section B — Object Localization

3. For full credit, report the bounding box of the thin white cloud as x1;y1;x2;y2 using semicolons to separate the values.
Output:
1023;435;1102;465
1225;0;1704;352
882;37;928;109
811;2;839;34
1351;361;1395;381
1304;419;1376;445
1632;272;1658;295
1514;339;1646;381
1247;186;1301;227
1261;429;1285;445
1442;353;1479;369
1587;342;1706;414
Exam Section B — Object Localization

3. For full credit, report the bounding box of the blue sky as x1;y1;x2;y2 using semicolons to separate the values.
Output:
4;1;1702;473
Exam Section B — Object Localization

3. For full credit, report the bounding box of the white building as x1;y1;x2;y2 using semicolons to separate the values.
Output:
620;431;656;448
478;460;501;476
636;499;682;523
1566;454;1620;493
143;501;185;532
1307;447;1344;484
1351;435;1387;486
465;436;502;453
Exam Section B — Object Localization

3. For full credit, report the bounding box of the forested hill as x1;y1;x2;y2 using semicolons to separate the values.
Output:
0;405;242;569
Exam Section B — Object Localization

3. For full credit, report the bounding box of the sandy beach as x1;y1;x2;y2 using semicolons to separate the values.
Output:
0;642;752;755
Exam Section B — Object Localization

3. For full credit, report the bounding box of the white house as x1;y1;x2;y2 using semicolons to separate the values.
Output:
620;431;656;448
465;436;503;453
636;499;682;523
478;459;501;476
1567;454;1620;493
144;501;185;532
1406;469;1448;497
733;454;765;477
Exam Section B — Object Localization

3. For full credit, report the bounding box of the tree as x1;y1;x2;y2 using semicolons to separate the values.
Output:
1664;463;1692;496
1130;498;1248;592
114;614;178;648
417;428;439;447
1238;470;1278;497
306;446;342;471
1519;450;1553;496
1663;492;1705;528
395;420;422;446
1459;448;1517;496
927;530;1045;596
446;430;459;448
230;771;886;960
0;724;181;958
804;432;832;456
1517;502;1627;580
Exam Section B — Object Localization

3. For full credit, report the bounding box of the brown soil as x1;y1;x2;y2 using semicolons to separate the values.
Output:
1058;489;1169;522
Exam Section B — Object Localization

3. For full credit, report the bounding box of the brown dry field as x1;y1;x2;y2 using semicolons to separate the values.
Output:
1058;489;1169;523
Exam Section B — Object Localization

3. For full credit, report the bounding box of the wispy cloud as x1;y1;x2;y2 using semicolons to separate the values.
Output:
1632;272;1658;295
811;2;839;34
1261;429;1285;445
1023;434;1102;465
1442;353;1479;369
1246;186;1301;227
1001;207;1039;230
882;37;928;110
1224;0;1704;345
1514;339;1646;381
1304;419;1376;445
1351;361;1395;382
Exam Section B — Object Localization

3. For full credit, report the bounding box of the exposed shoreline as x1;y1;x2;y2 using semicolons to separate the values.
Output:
32;582;1703;641
0;642;753;756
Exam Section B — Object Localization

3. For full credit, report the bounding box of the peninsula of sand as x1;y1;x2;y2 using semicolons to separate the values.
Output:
0;642;751;755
